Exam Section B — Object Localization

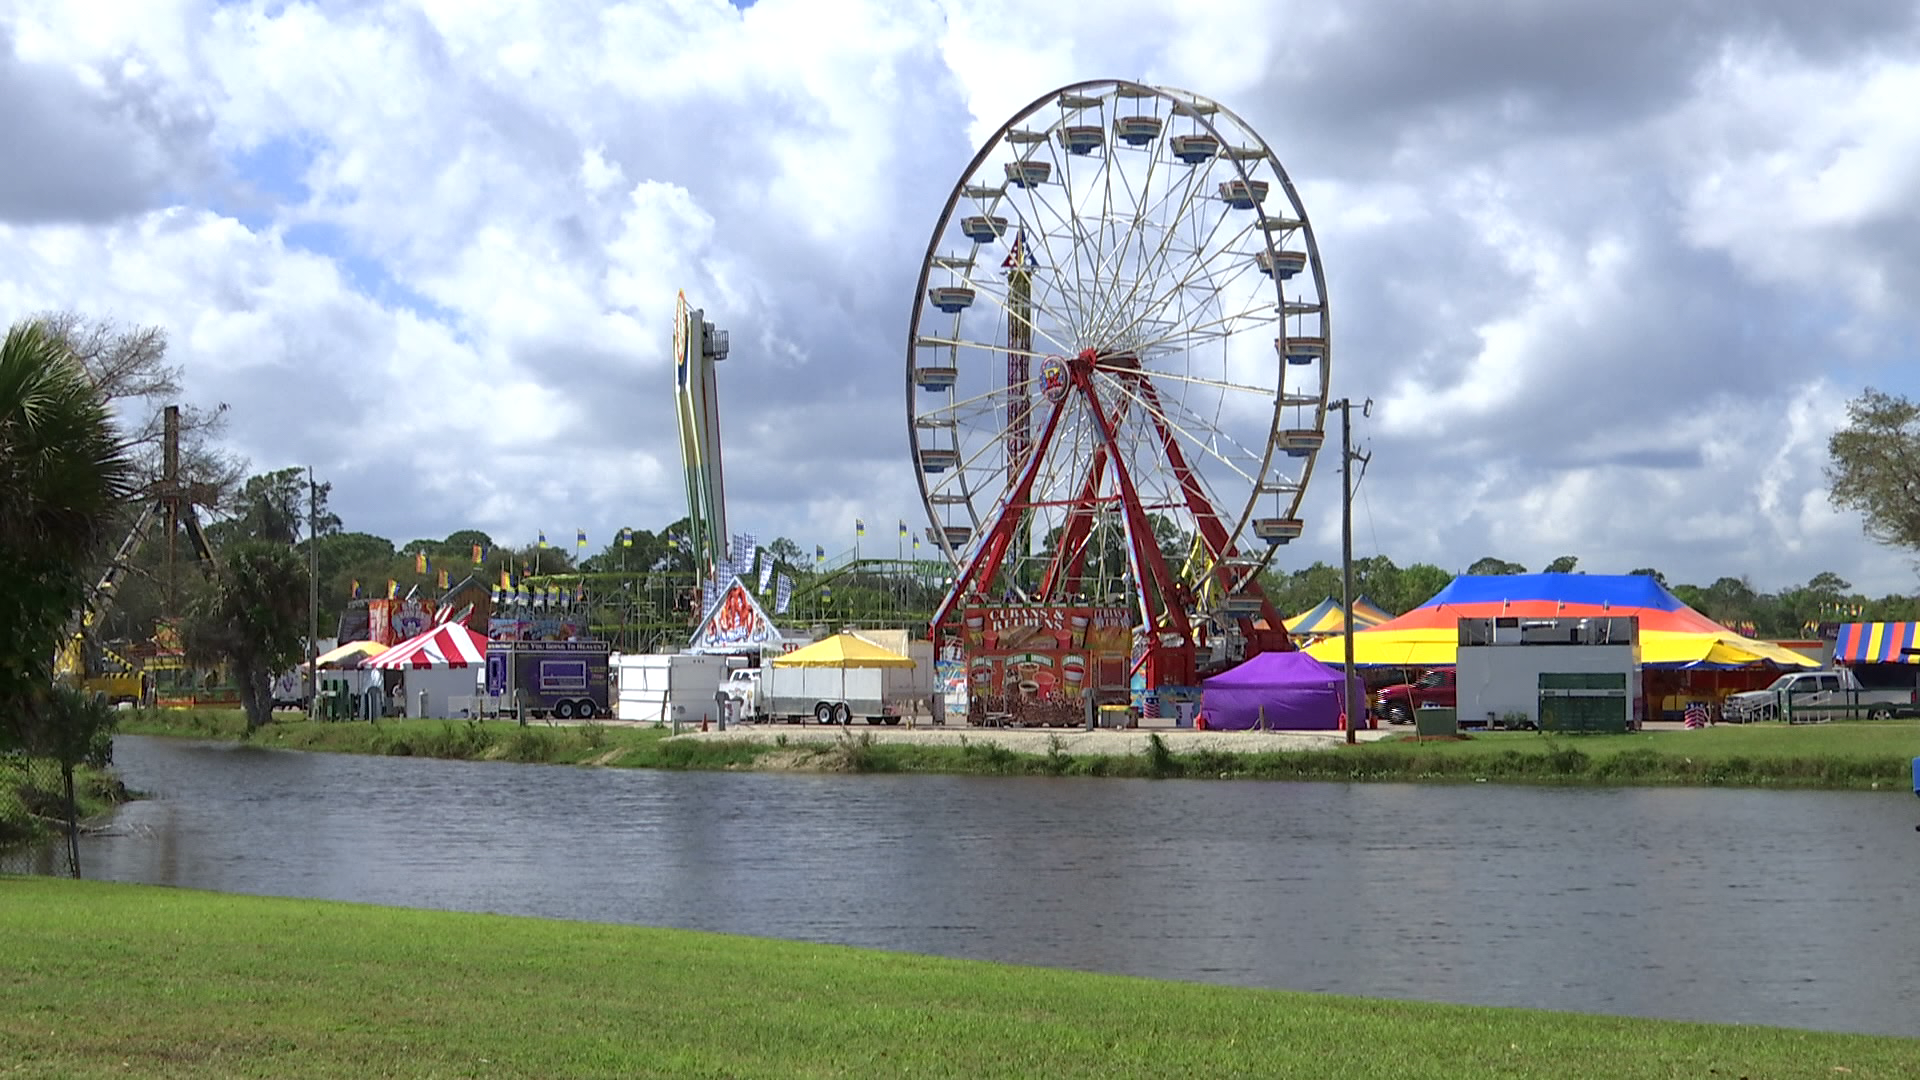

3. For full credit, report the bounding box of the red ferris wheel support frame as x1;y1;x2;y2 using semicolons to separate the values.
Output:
930;351;1291;688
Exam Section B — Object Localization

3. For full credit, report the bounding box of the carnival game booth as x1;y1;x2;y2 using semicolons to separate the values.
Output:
1200;651;1364;730
1304;574;1818;719
364;620;488;718
1830;621;1920;698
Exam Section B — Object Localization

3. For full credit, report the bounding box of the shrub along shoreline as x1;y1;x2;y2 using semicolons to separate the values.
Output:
2;877;1916;1079
113;709;1920;791
0;763;131;847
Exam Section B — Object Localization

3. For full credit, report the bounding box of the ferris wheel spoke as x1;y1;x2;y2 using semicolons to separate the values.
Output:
1129;298;1283;361
1076;129;1171;342
957;272;1082;358
1138;381;1290;499
1135;379;1280;476
1042;122;1111;346
1096;372;1263;493
1100;213;1261;352
1084;146;1227;348
1013;138;1101;338
1088;143;1214;344
914;333;1058;364
1094;363;1275;401
919;373;1046;427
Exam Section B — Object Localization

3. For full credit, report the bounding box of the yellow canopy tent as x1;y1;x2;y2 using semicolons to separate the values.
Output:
313;640;389;669
773;633;916;668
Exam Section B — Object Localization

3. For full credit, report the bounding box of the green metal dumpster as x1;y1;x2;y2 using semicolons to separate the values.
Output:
1414;706;1457;737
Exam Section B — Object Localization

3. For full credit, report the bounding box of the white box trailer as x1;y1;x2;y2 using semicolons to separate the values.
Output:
753;638;937;725
615;652;730;727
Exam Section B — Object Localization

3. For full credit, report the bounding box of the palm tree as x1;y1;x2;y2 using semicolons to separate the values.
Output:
0;318;135;875
1;320;135;556
1;318;135;732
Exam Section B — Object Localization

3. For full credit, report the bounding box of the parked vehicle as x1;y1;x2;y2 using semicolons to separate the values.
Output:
488;640;611;721
270;669;309;711
1371;668;1455;725
1721;668;1917;723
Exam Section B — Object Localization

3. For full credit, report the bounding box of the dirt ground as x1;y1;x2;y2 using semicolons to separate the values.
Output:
663;723;1395;755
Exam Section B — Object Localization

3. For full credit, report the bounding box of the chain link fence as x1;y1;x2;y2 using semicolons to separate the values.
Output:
0;753;79;877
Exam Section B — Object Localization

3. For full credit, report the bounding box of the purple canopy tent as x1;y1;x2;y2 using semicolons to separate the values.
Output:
1200;651;1365;730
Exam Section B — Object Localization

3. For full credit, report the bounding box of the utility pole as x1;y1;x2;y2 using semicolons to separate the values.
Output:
307;467;320;724
1334;398;1373;745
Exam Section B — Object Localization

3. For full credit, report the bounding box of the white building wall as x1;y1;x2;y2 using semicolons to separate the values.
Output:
1456;644;1638;728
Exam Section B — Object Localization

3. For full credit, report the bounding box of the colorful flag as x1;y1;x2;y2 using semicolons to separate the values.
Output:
472;543;484;566
500;568;512;589
350;579;361;599
898;520;908;540
538;531;548;549
620;528;633;549
437;568;449;590
774;573;793;615
757;554;775;594
415;552;429;574
855;518;865;538
912;534;920;552
814;544;825;565
821;584;833;604
387;579;398;599
577;529;587;549
1002;227;1029;270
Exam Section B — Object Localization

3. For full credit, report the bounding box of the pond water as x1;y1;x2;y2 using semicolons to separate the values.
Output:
47;735;1920;1036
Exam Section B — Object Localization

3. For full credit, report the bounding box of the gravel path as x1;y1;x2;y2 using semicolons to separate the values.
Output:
665;724;1394;755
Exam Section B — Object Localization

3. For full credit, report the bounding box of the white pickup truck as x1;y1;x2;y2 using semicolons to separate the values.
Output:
1722;669;1918;723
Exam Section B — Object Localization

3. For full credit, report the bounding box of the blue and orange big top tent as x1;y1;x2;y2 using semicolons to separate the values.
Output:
1304;573;1816;669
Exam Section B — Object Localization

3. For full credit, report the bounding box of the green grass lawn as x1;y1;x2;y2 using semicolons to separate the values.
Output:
1;878;1914;1079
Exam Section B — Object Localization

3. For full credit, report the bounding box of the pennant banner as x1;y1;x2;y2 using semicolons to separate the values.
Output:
774;573;793;615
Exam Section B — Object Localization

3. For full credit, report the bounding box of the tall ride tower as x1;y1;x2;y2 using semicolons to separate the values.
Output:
673;292;732;576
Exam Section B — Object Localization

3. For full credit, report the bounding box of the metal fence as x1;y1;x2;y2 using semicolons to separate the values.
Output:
0;754;79;877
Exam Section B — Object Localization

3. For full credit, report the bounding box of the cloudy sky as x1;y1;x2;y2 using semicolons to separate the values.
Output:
3;0;1918;595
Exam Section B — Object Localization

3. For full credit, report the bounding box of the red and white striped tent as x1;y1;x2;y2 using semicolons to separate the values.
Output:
365;621;488;669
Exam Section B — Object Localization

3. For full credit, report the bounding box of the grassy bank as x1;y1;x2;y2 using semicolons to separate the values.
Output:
1;878;1913;1079
0;762;131;846
117;709;1920;790
114;709;771;769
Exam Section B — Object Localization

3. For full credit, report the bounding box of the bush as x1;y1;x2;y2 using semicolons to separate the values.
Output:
503;728;556;763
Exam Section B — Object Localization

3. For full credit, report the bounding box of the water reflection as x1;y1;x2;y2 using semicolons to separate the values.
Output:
61;736;1920;1037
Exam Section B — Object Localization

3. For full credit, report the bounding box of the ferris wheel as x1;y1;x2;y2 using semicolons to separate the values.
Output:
908;79;1331;675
